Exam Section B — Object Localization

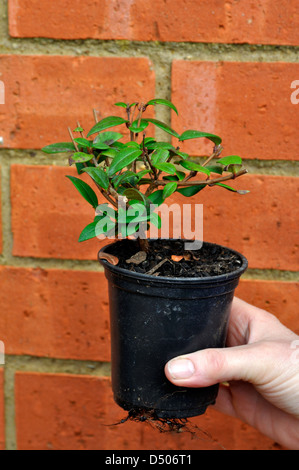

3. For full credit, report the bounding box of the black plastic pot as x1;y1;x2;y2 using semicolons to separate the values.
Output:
99;240;248;419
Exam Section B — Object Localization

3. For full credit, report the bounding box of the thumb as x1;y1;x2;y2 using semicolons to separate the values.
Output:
165;343;274;388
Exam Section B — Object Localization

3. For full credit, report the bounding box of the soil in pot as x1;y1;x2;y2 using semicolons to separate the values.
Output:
103;238;243;278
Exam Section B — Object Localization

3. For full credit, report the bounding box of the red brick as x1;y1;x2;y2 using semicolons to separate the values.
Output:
166;174;299;271
0;266;110;361
11;164;112;260
8;0;299;46
15;372;280;450
0;55;155;149
237;280;299;335
172;61;299;160
0;369;4;450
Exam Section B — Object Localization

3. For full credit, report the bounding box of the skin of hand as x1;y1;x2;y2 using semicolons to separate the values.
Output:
164;297;299;449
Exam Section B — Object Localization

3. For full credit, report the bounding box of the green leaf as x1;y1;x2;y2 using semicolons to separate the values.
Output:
124;141;141;149
122;202;148;222
136;169;151;181
76;163;86;175
93;131;123;146
163;175;179;181
179;160;210;175
99;148;118;159
225;164;243;174
42;142;76;154
114;102;128;108
148;190;165;207
173;150;189;160
179;130;222;146
177;184;206;197
123;188;149;209
111;141;125;149
87;116;128;137
151;148;170;165
162;172;186;181
153;162;177;175
92;142;111;151
217;155;242;166
116;169;151;188
79;221;99;242
73;126;84;133
214;183;249;195
118;202;149;237
163;181;178;200
146;99;179;115
143;118;180;139
66;175;98;209
95;217;117;237
82;167;110;190
146;142;175;151
74;138;91;149
129;119;149;133
113;170;142;188
206;165;223;175
107;148;142;177
79;212;117;241
144;137;156;145
69;152;94;165
175;170;186;181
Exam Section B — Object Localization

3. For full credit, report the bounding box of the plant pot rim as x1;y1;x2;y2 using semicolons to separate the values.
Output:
99;239;248;286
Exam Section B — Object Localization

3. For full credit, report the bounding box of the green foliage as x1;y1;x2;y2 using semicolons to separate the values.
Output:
65;175;98;209
179;130;222;146
42;99;248;242
42;142;76;153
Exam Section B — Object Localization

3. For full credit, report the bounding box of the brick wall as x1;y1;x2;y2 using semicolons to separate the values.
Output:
0;0;298;450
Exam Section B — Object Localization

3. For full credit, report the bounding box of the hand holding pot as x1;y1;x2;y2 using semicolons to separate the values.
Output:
165;297;299;449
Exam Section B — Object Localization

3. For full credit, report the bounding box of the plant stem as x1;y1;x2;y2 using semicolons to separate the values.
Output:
68;127;79;152
138;169;247;189
131;103;139;123
99;188;118;209
93;109;99;124
201;152;217;168
182;170;197;183
126;104;135;142
201;145;223;167
77;121;85;139
137;103;144;127
138;237;150;253
177;169;248;186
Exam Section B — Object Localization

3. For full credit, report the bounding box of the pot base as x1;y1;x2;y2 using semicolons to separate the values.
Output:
115;397;215;420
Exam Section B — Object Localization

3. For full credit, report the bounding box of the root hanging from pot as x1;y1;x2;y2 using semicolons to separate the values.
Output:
121;408;193;435
108;408;225;448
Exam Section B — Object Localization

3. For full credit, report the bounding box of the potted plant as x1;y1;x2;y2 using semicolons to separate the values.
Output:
43;99;248;423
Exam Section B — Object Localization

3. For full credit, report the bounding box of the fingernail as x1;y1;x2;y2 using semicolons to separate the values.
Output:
167;358;195;380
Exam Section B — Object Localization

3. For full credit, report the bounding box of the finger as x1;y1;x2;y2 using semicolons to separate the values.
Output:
228;297;296;346
225;297;252;347
164;342;282;388
213;381;257;419
214;381;299;450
